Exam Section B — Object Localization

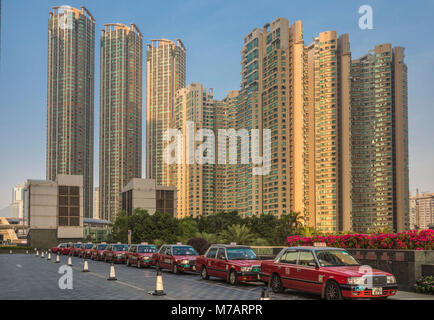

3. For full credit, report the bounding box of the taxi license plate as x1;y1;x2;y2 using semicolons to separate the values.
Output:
183;264;190;268
372;287;383;295
253;267;260;273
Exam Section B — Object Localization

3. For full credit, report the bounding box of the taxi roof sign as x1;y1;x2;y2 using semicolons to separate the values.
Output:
230;242;237;246
176;242;182;245
313;242;327;247
140;242;148;245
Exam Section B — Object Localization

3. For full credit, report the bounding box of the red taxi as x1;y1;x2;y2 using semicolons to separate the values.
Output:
70;243;83;256
79;243;95;258
125;243;158;268
102;244;130;264
197;244;262;285
152;244;198;274
90;243;108;260
51;242;72;255
260;246;398;300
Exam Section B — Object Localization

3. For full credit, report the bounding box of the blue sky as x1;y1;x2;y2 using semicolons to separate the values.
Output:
0;0;433;209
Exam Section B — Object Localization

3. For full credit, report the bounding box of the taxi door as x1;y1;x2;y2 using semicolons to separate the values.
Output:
275;249;299;290
292;250;322;294
214;248;228;279
129;245;136;264
204;247;218;276
163;247;173;269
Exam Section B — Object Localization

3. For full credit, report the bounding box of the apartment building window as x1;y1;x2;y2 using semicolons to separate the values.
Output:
58;186;80;226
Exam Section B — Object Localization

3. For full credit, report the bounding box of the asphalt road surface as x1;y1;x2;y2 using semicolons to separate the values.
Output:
1;254;432;300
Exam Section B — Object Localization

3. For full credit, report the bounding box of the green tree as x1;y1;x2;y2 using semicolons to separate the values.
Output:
109;211;129;243
195;232;219;244
271;212;305;245
219;224;256;245
179;217;199;240
247;214;278;242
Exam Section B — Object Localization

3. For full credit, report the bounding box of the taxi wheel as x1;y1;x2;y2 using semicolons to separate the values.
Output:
271;274;284;293
172;264;179;274
324;281;342;300
229;270;239;285
201;266;209;280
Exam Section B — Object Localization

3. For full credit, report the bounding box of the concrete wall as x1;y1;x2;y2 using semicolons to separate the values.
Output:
253;246;434;291
27;229;82;249
25;175;84;247
346;249;434;291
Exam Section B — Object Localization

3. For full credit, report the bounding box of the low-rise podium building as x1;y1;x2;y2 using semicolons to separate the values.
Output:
24;175;84;248
121;178;177;217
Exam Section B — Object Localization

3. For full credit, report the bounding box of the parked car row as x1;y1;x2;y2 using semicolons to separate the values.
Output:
50;242;398;300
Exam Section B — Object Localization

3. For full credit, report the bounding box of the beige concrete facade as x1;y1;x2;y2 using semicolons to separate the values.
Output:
24;174;84;247
121;178;177;217
99;23;143;222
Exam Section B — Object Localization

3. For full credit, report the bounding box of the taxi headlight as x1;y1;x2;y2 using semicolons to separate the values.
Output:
240;266;252;272
387;275;396;284
142;256;150;260
181;260;189;264
347;277;364;285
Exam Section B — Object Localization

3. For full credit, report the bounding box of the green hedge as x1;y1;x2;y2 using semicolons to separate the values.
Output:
414;276;434;295
0;245;32;251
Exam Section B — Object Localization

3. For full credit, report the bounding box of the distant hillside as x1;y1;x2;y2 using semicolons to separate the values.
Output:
0;205;11;217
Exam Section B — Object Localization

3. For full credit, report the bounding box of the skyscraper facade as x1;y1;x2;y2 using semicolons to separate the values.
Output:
234;18;308;218
171;83;215;218
146;39;186;186
46;6;95;218
99;23;143;222
351;44;409;232
304;31;352;233
409;192;434;230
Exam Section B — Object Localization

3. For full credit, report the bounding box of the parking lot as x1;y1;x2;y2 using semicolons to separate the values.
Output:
0;254;317;300
1;254;432;300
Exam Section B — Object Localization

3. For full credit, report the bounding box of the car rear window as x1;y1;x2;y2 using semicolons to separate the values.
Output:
172;246;197;256
138;245;157;253
226;247;257;260
112;244;129;251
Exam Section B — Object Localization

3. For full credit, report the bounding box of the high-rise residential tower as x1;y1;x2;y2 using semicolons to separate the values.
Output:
99;23;143;221
234;18;307;217
409;192;433;230
171;83;215;218
304;31;352;233
47;6;95;218
146;39;186;186
351;44;409;232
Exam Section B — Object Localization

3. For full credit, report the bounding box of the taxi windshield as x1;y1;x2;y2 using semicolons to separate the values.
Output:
74;244;81;248
315;250;360;267
172;246;197;256
138;246;157;253
113;245;129;251
84;244;94;249
97;244;108;250
226;247;257;260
